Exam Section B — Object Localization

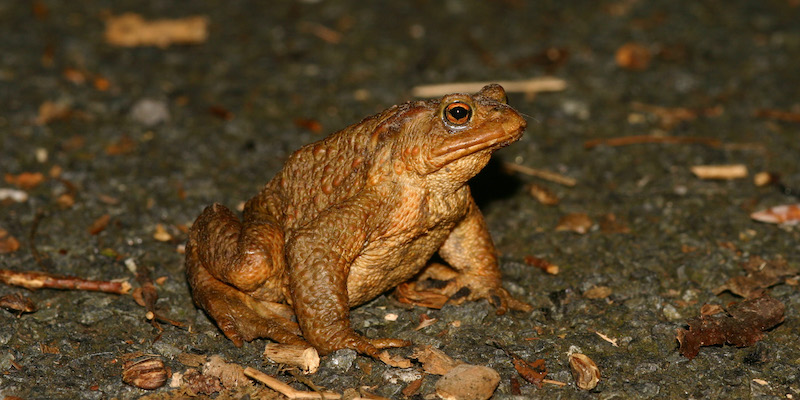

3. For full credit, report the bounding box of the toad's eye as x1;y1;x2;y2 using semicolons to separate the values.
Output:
443;102;472;127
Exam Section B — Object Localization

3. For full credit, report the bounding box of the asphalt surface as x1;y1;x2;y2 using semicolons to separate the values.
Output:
1;1;799;399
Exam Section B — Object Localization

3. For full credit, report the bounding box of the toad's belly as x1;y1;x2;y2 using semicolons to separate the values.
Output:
345;227;452;306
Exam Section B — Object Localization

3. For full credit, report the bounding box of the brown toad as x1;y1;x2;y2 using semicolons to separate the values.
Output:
185;84;531;356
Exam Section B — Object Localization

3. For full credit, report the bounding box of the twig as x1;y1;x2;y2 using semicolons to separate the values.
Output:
0;269;131;294
503;162;577;187
133;262;185;330
754;108;800;123
28;208;51;270
584;134;721;149
542;378;568;387
243;367;344;399
412;77;567;98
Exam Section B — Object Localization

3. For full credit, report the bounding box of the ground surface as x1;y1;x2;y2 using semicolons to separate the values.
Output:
1;1;800;399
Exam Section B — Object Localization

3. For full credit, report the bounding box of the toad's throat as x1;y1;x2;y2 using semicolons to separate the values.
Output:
430;123;523;166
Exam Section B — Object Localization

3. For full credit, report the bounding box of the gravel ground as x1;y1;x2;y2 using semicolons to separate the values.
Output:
1;1;799;399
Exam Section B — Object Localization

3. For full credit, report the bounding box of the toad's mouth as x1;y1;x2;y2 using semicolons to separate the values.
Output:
429;119;526;168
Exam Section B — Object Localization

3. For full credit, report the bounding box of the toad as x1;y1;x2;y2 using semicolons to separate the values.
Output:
186;84;531;356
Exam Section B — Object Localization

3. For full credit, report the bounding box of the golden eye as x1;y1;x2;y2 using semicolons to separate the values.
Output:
443;102;472;126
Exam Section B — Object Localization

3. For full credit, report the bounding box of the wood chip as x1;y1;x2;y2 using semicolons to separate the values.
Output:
412;77;566;98
0;188;29;202
263;343;320;374
105;13;209;48
690;164;748;180
203;355;251;388
753;172;777;187
153;224;173;242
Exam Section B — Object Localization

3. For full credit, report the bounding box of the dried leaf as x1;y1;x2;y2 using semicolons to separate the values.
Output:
676;296;785;360
105;13;209;48
569;353;601;390
0;229;21;254
411;346;462;375
713;256;799;298
512;356;547;388
415;313;438;330
435;364;500;400
35;101;72;125
394;281;449;309
208;105;234;120
751;204;800;226
528;183;559;205
583;286;612;299
105;135;137;155
294;118;323;134
88;214;111;235
63;67;87;84
402;376;424;397
0;293;37;314
378;351;412;369
5;172;45;189
494;343;547;388
598;213;631;234
753;172;778;187
555;213;593;234
615;42;651;70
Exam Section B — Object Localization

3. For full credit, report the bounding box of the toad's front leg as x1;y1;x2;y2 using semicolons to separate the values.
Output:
286;203;409;356
437;196;532;314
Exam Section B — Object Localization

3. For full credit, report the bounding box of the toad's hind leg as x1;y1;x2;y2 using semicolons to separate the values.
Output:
185;203;307;347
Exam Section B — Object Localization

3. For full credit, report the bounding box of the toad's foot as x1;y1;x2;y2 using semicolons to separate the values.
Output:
201;290;308;347
188;258;307;347
314;330;410;357
416;269;532;315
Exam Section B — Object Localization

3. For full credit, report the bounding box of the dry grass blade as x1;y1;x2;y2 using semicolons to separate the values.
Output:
412;77;566;98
